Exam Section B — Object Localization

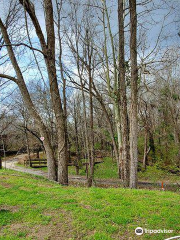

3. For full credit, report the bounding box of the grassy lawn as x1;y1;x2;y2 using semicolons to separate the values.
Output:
138;165;180;183
68;157;117;180
68;157;180;183
0;169;180;240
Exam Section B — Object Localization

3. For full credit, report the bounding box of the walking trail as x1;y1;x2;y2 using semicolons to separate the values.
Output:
2;155;180;191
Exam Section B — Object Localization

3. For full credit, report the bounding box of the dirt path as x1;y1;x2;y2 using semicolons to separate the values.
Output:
2;157;93;186
2;156;180;191
2;157;47;177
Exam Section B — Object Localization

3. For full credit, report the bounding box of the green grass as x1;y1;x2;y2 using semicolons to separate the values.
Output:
16;163;48;172
0;169;180;239
68;157;118;179
69;157;180;182
94;157;117;179
138;165;180;183
17;155;180;183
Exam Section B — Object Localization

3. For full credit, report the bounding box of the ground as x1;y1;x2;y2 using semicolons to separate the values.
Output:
9;153;180;183
2;155;180;190
68;157;180;184
0;169;180;240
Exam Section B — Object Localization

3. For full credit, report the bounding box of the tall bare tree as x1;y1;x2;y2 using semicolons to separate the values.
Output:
118;0;130;186
19;0;68;185
0;0;68;185
129;0;138;188
0;17;57;180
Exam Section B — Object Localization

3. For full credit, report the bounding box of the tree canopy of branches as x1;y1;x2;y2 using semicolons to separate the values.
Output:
0;0;179;188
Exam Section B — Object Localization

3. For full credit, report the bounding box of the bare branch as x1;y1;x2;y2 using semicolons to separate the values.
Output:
0;73;18;83
0;43;45;55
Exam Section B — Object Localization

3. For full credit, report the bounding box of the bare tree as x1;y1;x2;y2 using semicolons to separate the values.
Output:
0;0;68;185
118;0;130;185
129;0;138;188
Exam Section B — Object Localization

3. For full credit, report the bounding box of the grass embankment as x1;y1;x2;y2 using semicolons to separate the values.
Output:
16;154;180;182
0;169;180;240
68;157;180;183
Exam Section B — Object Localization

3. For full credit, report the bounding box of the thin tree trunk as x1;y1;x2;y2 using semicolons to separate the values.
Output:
55;0;69;167
114;103;122;177
77;61;91;177
86;29;95;187
24;122;31;161
149;131;155;162
88;65;95;187
74;101;80;175
129;0;138;188
143;129;148;169
102;3;121;175
92;83;119;165
118;0;130;186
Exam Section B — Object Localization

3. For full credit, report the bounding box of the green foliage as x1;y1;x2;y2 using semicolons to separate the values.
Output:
138;165;180;183
154;138;179;166
70;145;76;152
160;86;171;97
94;142;101;150
172;93;179;101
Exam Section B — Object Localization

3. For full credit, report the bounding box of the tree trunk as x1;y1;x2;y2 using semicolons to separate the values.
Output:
114;103;122;177
149;132;155;162
118;0;130;186
88;79;95;187
56;0;69;170
44;0;68;185
24;124;31;161
87;58;95;187
0;17;57;181
0;155;2;169
129;0;138;189
92;84;119;165
143;129;148;169
74;101;80;175
19;0;68;185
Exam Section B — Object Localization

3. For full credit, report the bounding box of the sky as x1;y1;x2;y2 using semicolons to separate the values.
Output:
0;0;179;113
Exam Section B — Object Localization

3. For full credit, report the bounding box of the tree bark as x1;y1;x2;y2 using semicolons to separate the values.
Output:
143;129;148;169
20;0;68;185
102;2;122;176
92;84;119;165
0;17;56;181
24;121;31;162
87;38;94;186
118;0;130;186
88;65;95;187
129;0;138;188
73;101;80;175
56;0;69;169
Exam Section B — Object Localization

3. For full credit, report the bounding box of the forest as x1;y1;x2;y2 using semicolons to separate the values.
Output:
0;0;180;239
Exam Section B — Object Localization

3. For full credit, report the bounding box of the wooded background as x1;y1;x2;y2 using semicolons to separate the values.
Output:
0;0;180;188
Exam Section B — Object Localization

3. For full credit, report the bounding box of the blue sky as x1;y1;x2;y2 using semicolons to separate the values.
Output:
0;0;179;113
